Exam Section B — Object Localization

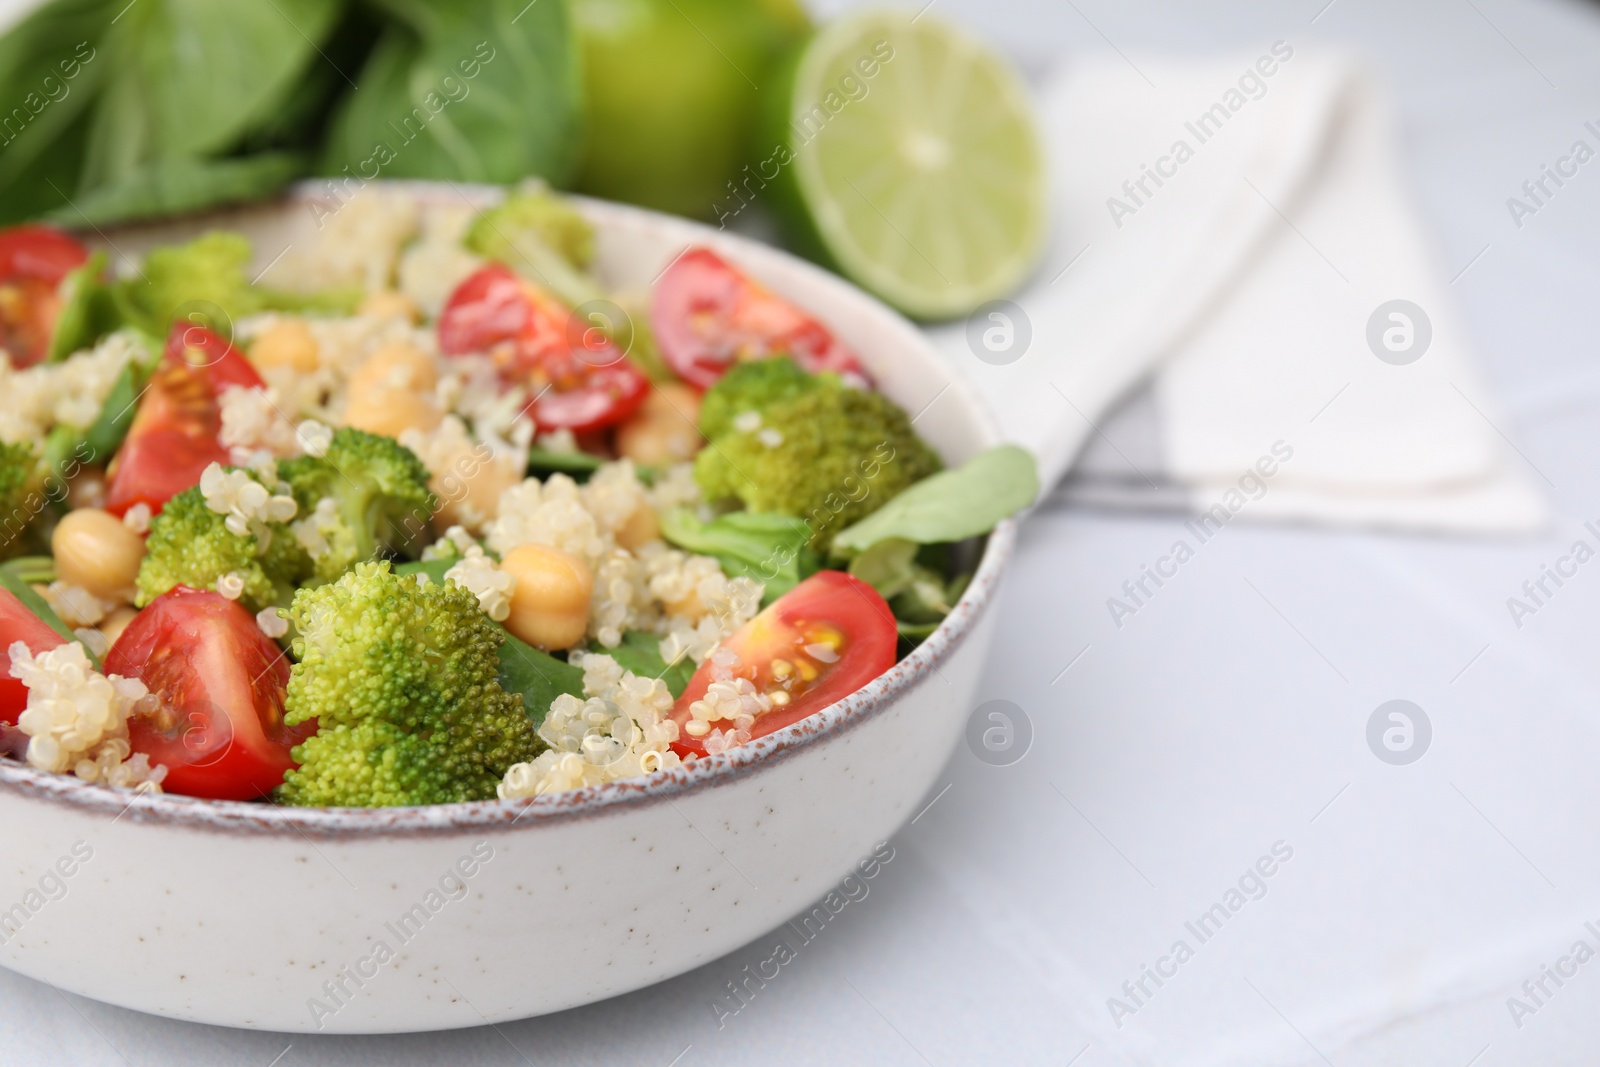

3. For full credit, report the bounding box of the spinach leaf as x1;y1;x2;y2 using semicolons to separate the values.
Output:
831;445;1038;554
526;445;604;480
319;0;582;186
660;508;817;601
83;0;344;172
50;152;305;228
846;537;918;599
0;0;109;210
45;251;121;362
603;630;694;698
392;557;456;585
496;629;583;728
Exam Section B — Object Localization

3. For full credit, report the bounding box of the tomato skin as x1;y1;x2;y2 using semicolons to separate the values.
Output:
106;586;306;801
0;586;68;725
670;570;897;758
0;225;90;369
104;323;264;517
650;247;867;389
437;264;650;432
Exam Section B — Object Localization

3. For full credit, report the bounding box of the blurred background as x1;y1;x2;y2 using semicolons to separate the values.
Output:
4;0;1600;1064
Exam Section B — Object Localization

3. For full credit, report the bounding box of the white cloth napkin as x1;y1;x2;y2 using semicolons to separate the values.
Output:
928;46;1548;535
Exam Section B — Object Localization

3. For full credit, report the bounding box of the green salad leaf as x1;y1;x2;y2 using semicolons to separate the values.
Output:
46;251;119;362
84;0;344;168
53;152;306;228
496;629;583;728
831;445;1038;554
0;0;109;223
603;630;695;699
660;508;818;602
320;0;583;187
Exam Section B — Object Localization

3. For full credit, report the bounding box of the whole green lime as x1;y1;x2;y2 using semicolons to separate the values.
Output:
572;0;809;220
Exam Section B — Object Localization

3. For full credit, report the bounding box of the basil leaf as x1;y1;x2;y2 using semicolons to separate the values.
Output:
319;0;582;186
603;630;694;699
660;508;818;602
496;629;583;728
0;567;97;667
832;445;1038;554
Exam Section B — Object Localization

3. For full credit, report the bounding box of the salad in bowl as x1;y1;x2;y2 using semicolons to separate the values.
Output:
0;182;1035;811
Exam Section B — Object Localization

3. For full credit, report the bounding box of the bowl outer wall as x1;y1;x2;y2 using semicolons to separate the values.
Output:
0;184;1014;1032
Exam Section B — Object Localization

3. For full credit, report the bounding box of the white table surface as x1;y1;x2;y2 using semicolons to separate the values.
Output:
7;0;1600;1064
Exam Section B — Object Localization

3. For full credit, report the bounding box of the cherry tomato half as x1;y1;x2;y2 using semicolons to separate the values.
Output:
104;322;263;517
670;570;897;758
650;247;867;389
438;264;650;432
0;225;90;369
0;585;67;725
106;586;307;801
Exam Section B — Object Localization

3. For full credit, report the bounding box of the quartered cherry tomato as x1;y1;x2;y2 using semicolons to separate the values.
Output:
437;264;650;433
0;585;67;725
104;322;263;517
106;586;308;801
0;224;90;369
650;247;867;389
669;570;897;758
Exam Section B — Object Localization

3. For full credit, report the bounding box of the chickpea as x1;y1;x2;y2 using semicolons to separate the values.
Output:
359;289;421;323
349;342;438;395
98;606;139;649
616;383;703;466
613;503;659;550
250;318;319;372
341;389;442;439
433;451;521;532
52;508;145;602
501;544;593;651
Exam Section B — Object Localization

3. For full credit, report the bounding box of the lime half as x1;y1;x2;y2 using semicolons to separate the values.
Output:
764;11;1046;320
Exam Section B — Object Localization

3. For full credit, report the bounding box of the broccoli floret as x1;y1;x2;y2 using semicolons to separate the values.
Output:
135;481;311;610
277;428;436;583
276;561;542;807
463;183;604;309
0;442;40;559
697;356;825;441
694;387;942;550
110;231;359;338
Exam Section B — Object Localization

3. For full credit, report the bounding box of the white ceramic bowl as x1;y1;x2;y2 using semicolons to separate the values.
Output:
0;183;1013;1033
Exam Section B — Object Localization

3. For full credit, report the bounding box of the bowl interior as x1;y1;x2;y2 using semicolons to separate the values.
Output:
5;180;1010;833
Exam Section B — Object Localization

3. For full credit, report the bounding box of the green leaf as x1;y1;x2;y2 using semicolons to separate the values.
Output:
84;0;344;172
603;629;694;698
393;558;457;585
496;629;583;727
0;566;97;667
41;330;159;472
46;152;304;228
0;1;110;202
660;508;818;602
526;445;604;479
832;445;1039;554
319;0;583;186
846;537;918;600
45;251;119;362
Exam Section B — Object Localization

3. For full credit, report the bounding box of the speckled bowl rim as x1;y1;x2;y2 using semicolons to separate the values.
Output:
0;184;1018;838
